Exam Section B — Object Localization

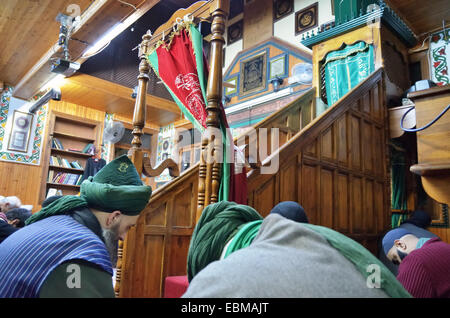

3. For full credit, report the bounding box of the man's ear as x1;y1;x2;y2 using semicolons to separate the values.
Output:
8;219;20;227
105;211;122;227
394;239;407;251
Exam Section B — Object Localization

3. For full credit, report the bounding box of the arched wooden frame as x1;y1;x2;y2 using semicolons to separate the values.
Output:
116;0;230;297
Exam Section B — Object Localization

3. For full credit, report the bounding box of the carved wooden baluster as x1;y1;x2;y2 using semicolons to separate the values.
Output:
114;240;123;297
196;0;229;219
131;30;153;157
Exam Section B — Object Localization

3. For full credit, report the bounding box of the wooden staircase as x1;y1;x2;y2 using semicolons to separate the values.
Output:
117;67;390;298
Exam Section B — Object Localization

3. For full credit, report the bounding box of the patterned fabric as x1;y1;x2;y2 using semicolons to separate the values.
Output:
148;24;207;131
430;30;450;86
0;215;112;298
147;23;240;203
324;41;375;105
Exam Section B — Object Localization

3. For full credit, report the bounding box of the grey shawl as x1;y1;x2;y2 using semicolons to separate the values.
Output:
183;214;388;298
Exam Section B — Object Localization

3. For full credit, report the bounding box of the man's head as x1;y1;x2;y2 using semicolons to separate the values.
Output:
5;208;32;228
91;209;140;241
270;201;309;223
187;201;263;282
90;208;141;266
382;228;419;265
0;196;22;213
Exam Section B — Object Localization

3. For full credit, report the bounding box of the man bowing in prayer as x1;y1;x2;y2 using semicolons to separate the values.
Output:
0;155;152;298
183;201;411;298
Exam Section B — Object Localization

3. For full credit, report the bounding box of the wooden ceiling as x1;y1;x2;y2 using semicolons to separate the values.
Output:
387;0;450;36
0;0;161;99
0;0;94;86
58;73;181;127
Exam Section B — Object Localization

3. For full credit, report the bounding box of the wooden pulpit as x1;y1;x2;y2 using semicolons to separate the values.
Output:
407;85;450;205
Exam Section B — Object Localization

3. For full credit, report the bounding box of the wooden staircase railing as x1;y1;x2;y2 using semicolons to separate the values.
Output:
247;68;390;251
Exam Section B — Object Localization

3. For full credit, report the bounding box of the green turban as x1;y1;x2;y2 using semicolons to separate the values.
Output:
187;201;263;282
26;155;152;225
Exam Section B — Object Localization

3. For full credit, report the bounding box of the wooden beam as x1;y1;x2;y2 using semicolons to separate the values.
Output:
66;73;179;114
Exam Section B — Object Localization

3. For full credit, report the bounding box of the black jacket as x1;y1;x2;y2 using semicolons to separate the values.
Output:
0;221;18;244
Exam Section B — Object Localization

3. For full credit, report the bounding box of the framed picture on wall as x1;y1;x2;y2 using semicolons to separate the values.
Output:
7;110;34;153
227;20;243;45
269;54;288;80
239;50;267;96
273;0;294;22
295;2;318;35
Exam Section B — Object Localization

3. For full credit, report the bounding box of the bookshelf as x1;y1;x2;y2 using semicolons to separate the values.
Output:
40;111;101;202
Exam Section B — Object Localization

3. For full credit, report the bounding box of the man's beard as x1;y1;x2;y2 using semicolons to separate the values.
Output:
102;224;119;268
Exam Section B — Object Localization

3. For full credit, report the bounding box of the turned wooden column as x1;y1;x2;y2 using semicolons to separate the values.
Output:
196;0;229;220
129;30;153;174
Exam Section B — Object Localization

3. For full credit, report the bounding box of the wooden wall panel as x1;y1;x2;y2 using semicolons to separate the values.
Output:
350;115;362;171
321;127;334;162
172;184;195;228
145;202;167;226
320;168;334;228
365;180;375;232
362;121;374;173
0;161;42;210
167;235;191;276
254;177;276;216
335;173;349;232
279;160;297;202
352;177;364;233
300;164;319;224
336;115;348;166
142;235;165;296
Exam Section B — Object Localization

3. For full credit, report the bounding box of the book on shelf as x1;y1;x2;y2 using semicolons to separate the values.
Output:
46;188;58;199
46;188;63;199
76;175;84;186
67;148;82;152
61;158;72;168
47;170;54;182
82;143;94;154
70;161;83;170
50;172;82;186
52;137;64;150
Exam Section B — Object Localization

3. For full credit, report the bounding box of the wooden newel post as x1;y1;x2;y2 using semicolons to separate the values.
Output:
196;0;229;220
129;30;153;174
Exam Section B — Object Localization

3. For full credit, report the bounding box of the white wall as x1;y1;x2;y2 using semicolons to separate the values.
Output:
274;0;334;49
224;13;244;71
